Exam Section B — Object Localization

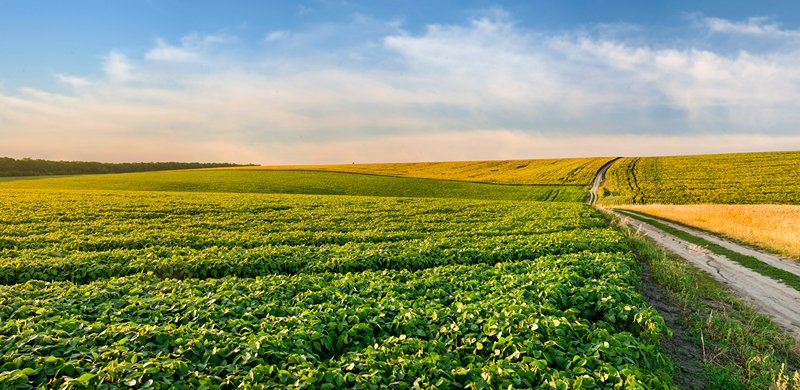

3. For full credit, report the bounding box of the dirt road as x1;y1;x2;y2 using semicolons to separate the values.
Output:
587;162;800;337
617;211;800;336
621;211;800;278
587;157;620;205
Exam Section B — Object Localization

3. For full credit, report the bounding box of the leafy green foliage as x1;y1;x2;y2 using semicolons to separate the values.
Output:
0;169;586;201
600;151;800;204
1;253;672;388
0;190;618;284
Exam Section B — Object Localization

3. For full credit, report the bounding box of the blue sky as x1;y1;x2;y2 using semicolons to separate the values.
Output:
2;1;800;163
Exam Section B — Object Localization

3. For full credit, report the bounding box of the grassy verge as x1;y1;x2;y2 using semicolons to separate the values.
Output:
619;222;800;388
616;209;800;293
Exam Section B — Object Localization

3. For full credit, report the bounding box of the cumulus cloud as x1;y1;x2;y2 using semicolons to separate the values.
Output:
264;30;289;42
145;38;199;62
55;74;90;87
703;16;800;38
145;33;228;62
102;51;134;82
2;12;800;163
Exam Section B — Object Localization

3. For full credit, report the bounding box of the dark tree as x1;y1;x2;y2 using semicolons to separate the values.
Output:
0;157;251;177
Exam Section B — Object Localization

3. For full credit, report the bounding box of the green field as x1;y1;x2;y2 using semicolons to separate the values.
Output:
0;190;618;284
0;168;678;388
599;151;800;204
235;157;613;185
0;170;585;202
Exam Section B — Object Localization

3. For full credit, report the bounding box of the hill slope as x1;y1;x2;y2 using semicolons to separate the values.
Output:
0;169;585;202
232;157;614;185
619;204;800;260
600;151;800;204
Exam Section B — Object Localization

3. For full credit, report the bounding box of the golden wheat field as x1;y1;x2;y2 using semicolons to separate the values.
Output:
620;204;800;260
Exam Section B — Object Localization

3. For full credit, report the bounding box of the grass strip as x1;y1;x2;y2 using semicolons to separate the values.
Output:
619;222;800;388
616;209;800;293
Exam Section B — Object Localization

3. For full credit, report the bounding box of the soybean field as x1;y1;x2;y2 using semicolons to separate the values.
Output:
0;170;675;388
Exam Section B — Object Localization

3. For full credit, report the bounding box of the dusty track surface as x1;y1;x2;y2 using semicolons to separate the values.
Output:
615;212;800;336
621;211;800;278
587;162;800;337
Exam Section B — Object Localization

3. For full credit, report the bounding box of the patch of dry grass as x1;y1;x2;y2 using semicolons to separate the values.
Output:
621;204;800;260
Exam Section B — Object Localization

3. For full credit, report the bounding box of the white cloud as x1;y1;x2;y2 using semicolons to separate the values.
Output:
263;131;800;164
264;30;289;42
145;33;228;62
55;74;90;87
3;13;800;163
703;16;800;38
145;38;199;62
103;51;134;81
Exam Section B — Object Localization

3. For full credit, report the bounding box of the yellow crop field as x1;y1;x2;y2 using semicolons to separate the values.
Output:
620;204;800;259
225;157;615;185
600;151;800;204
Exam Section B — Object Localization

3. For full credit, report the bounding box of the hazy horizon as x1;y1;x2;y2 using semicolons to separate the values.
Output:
3;1;800;164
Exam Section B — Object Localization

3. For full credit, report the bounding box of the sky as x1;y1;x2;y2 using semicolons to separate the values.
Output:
2;1;800;164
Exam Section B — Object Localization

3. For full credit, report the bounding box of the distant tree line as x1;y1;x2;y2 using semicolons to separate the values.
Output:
0;157;249;177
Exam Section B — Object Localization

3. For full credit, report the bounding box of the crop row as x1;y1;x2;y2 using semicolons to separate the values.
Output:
0;228;626;285
600;152;800;204
0;190;619;284
0;252;672;388
1;190;603;239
